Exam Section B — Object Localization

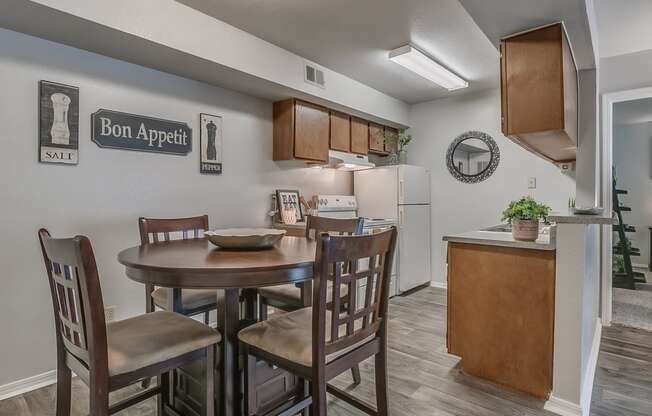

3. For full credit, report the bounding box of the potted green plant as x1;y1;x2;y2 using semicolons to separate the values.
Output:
501;196;551;241
384;129;412;164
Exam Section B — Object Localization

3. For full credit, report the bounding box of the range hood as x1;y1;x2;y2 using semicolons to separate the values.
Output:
325;150;375;171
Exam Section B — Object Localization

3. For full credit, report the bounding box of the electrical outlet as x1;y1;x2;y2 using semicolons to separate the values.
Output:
104;305;116;322
528;177;537;189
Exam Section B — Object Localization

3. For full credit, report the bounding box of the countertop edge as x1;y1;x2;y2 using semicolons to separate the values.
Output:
443;232;556;251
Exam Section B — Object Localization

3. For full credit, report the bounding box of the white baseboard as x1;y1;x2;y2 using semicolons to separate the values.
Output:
0;370;57;401
544;396;583;416
430;281;447;289
544;318;602;416
580;318;602;415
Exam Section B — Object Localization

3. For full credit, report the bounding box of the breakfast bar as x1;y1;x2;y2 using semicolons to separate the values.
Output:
444;212;615;413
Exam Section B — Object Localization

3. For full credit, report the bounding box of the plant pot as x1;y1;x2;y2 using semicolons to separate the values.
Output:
511;219;539;241
398;150;407;164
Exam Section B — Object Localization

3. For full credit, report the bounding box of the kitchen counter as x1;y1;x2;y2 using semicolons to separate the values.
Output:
548;210;616;225
443;228;555;251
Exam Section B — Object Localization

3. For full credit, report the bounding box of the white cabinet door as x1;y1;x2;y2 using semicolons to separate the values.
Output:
398;204;431;292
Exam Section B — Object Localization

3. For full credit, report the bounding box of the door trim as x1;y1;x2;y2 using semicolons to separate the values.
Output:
601;86;652;325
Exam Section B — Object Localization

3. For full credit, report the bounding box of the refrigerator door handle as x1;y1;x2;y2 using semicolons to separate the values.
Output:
399;207;404;227
399;179;404;203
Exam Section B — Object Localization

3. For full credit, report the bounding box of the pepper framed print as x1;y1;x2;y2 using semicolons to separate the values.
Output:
39;80;79;165
200;113;223;174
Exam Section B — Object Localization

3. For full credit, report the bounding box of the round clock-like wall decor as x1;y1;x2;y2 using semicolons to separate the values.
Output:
446;131;500;183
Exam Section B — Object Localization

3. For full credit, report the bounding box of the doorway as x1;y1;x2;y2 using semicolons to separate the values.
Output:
602;87;652;330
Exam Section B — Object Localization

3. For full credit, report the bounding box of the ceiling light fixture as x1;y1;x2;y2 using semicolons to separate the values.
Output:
389;45;468;91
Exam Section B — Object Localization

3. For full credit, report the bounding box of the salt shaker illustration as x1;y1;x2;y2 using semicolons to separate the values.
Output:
50;93;71;145
206;120;217;160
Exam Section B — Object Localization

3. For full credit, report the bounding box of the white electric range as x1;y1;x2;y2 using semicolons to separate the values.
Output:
315;195;398;299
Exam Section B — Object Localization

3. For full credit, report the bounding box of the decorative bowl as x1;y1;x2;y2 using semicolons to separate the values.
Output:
204;228;286;249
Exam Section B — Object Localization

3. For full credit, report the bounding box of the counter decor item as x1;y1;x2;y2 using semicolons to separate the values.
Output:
384;129;412;165
199;113;222;174
204;228;286;249
501;196;551;241
39;80;79;165
275;189;303;222
280;207;297;224
446;131;500;183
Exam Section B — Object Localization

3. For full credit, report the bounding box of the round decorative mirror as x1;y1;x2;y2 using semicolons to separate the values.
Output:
446;131;500;183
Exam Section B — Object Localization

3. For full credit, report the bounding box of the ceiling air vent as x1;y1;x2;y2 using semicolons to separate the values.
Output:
304;62;325;88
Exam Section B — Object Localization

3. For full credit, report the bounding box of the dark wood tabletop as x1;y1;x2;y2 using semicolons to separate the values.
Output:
117;236;317;289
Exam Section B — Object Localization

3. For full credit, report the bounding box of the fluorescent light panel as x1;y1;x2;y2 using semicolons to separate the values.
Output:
389;45;468;91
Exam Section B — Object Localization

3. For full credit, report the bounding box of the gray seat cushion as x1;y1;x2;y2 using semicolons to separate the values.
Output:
107;311;220;376
238;307;372;368
258;283;348;306
152;288;220;311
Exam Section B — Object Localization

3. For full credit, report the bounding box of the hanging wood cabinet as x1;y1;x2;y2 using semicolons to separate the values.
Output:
500;23;578;164
273;98;399;162
273;99;330;163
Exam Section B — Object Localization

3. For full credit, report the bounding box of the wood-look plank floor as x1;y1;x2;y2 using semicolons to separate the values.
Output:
1;288;649;416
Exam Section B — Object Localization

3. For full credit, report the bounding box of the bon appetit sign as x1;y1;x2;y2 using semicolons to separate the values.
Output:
91;109;192;155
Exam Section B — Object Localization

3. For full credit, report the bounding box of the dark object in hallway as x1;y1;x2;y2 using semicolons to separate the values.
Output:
37;229;219;416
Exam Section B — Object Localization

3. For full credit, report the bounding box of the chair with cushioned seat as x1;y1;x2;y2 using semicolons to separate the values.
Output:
240;227;398;416
139;215;219;323
257;215;364;384
38;229;219;416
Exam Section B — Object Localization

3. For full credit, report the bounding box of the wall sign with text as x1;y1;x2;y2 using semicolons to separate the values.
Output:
39;80;79;165
200;113;223;174
91;109;192;155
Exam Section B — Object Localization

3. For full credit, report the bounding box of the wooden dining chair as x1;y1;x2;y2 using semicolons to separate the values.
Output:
258;215;364;317
258;215;364;385
239;227;398;416
139;215;219;323
38;229;219;416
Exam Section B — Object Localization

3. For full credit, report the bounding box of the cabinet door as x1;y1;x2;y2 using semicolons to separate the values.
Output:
329;111;351;152
294;101;329;162
350;117;369;154
384;127;398;153
369;122;385;153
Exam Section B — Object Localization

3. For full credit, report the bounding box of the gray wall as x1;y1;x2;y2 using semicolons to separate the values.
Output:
0;28;352;386
601;49;652;94
613;121;652;266
408;89;576;285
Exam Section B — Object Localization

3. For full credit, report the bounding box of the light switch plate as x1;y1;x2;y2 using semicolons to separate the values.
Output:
105;305;116;322
528;177;537;189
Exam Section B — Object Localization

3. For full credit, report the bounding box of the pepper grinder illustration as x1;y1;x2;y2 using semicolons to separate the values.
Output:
50;93;71;145
206;119;217;160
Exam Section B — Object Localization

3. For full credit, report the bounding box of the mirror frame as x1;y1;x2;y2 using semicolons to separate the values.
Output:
446;131;500;183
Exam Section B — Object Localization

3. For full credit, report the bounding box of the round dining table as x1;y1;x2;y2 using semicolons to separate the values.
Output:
117;236;317;416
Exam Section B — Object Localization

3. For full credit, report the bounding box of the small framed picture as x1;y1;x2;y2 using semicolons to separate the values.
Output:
39;80;79;165
200;113;222;174
276;189;303;222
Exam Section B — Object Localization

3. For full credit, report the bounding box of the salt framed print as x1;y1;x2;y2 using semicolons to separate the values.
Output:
275;189;303;222
200;113;223;174
39;80;79;165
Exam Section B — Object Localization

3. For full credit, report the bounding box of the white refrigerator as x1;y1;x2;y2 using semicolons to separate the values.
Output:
354;165;432;292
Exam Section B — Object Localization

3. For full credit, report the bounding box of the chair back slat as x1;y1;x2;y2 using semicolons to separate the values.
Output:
38;229;107;368
138;215;209;245
312;227;397;359
305;215;363;240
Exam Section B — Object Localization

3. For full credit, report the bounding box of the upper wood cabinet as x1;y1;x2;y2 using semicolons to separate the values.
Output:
330;111;351;152
350;117;369;155
369;123;386;154
500;23;578;163
384;127;399;154
273;99;329;163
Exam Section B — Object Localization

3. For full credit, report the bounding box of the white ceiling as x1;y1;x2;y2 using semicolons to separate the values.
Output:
594;0;652;59
458;0;596;69
178;0;499;104
614;98;652;125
